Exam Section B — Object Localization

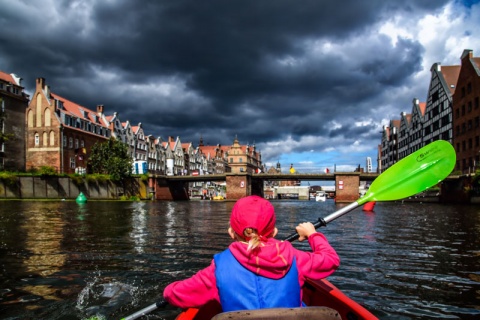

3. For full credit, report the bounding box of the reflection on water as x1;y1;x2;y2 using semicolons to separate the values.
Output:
0;200;479;319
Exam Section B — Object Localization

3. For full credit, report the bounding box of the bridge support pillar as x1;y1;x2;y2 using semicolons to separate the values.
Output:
226;173;252;200
334;173;360;203
154;177;189;200
440;176;471;203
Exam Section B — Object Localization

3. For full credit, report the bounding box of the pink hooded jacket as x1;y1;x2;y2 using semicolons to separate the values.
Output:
163;232;340;308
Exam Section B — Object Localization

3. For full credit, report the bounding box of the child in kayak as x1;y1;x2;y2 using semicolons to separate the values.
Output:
163;195;340;312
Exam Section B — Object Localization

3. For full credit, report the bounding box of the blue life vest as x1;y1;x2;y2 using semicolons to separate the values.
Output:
214;249;301;312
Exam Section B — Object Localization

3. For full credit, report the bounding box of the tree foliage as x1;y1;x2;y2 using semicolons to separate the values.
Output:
88;138;133;181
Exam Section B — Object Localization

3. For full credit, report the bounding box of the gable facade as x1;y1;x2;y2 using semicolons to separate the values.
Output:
453;49;480;173
25;78;111;174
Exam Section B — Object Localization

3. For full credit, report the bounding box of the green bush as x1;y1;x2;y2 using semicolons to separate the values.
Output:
39;166;57;176
118;195;140;201
0;171;18;185
85;174;110;183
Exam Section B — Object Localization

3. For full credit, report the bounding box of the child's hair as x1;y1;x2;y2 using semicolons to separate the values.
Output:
243;227;261;252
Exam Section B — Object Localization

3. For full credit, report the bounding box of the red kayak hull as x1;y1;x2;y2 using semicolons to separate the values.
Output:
175;278;378;320
362;202;376;211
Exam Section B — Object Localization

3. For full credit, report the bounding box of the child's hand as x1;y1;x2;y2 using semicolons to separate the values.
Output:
295;222;316;241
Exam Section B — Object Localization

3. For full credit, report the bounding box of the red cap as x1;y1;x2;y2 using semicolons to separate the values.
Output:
230;195;276;237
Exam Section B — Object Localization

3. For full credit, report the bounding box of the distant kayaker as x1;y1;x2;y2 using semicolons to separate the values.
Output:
163;195;340;312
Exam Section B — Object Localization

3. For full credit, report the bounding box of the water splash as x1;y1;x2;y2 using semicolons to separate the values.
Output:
77;280;135;318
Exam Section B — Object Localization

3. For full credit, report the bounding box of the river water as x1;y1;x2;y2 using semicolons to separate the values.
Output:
0;199;479;320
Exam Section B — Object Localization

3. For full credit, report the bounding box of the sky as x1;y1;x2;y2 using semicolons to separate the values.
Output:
1;0;479;173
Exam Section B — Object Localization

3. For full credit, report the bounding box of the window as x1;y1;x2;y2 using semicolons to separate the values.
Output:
45;108;51;126
35;133;39;146
69;137;73;148
75;139;79;149
70;157;75;169
63;136;67;147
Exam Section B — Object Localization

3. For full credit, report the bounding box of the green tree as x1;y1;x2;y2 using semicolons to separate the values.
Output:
88;138;133;181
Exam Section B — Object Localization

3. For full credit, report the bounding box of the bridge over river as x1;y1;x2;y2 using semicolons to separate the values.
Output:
151;172;380;202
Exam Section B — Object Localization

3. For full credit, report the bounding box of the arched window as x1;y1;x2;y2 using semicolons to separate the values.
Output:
36;94;42;127
49;131;55;146
43;132;48;146
34;133;39;146
44;108;51;126
27;110;34;127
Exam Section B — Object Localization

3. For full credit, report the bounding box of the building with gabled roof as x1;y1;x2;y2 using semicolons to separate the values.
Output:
162;136;184;175
197;137;229;174
409;98;427;154
0;70;29;171
145;135;166;175
380;119;401;170
25;78;111;173
380;59;461;172
131;123;147;162
227;136;262;174
103;111;126;143
422;63;460;146
398;111;412;159
453;49;480;173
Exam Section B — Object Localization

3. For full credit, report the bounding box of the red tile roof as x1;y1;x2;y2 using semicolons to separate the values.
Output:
440;65;461;95
0;70;16;83
418;102;426;116
51;92;109;128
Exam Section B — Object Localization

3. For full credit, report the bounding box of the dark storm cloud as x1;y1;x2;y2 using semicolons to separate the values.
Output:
0;0;454;165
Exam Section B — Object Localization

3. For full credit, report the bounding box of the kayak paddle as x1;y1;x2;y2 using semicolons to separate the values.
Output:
120;300;168;320
120;140;456;319
285;139;456;241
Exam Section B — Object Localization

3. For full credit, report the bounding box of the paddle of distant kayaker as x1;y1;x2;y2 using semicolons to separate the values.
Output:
163;195;340;312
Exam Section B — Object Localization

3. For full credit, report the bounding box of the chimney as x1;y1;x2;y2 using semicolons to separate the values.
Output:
36;77;46;91
169;136;174;142
97;104;104;115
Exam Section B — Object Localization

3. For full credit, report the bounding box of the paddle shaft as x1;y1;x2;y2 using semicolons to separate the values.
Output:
121;300;167;320
284;202;359;242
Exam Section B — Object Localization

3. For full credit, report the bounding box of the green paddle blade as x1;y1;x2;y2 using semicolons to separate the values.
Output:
359;140;456;205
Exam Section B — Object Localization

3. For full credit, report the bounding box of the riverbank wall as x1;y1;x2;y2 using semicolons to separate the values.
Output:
0;176;149;200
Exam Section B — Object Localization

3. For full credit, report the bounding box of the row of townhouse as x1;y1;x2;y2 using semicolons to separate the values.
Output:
380;49;480;174
0;75;264;182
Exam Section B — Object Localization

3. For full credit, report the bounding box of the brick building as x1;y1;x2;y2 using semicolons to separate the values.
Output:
0;71;29;171
453;49;480;173
25;78;111;173
227;136;262;174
